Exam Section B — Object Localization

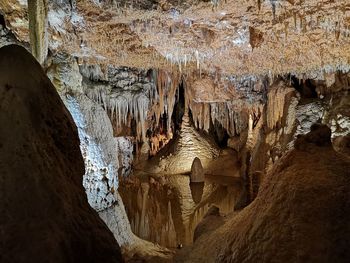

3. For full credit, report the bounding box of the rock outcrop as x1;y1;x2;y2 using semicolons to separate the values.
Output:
333;135;350;157
192;206;224;242
137;111;220;175
190;157;204;183
183;124;350;263
0;45;123;263
50;50;172;262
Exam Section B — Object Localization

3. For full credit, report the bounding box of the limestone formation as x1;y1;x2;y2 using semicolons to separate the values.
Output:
64;94;120;212
3;0;350;77
190;157;204;183
192;206;224;242
28;0;48;64
0;44;123;263
333;135;350;157
0;1;349;262
182;125;350;263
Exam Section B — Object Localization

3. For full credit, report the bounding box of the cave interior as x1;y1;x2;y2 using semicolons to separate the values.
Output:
0;0;350;262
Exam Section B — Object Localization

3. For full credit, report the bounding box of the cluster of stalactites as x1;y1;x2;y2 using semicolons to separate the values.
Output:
188;100;261;137
266;84;295;130
83;69;181;143
184;77;263;137
151;69;181;135
84;85;150;142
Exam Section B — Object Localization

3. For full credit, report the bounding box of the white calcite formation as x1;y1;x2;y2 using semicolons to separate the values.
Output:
296;92;350;139
48;54;172;261
0;21;21;48
64;94;119;211
296;101;324;136
47;54;120;210
116;136;134;177
83;66;155;142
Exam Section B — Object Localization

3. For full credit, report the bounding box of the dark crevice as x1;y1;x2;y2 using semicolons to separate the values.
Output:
0;13;6;28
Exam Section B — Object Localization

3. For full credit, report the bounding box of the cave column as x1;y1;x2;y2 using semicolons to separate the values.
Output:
27;0;48;64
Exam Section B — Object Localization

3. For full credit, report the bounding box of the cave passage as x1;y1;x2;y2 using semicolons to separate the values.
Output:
1;1;350;263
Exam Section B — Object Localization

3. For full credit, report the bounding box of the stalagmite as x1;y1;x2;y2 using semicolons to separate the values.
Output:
190;157;204;183
0;44;123;263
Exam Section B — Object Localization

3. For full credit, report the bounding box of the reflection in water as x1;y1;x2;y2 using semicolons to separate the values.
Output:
119;173;242;248
190;182;204;204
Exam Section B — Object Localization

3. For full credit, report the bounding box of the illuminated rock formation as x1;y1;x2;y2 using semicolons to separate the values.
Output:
28;0;48;64
190;157;204;183
180;125;350;263
1;1;349;262
2;0;350;77
50;55;172;261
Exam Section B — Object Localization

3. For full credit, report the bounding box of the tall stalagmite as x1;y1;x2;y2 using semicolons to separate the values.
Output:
0;45;123;263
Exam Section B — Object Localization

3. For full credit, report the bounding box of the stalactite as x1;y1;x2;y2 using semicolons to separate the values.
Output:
84;85;150;142
183;75;264;137
266;84;289;129
28;0;48;64
153;69;180;135
270;0;277;20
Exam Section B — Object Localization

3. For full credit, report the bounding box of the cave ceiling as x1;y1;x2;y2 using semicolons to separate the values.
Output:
1;0;350;78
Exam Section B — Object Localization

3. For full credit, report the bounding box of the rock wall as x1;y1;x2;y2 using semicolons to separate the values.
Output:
0;18;22;48
180;125;350;263
64;94;120;211
0;45;123;262
48;53;172;261
82;64;155;141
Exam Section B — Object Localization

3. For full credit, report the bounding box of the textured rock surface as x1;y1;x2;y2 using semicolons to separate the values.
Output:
64;93;119;212
296;91;350;139
2;0;350;77
192;206;224;242
181;125;350;262
0;44;123;262
50;54;171;262
190;157;204;183
116;136;134;177
82;65;155;141
0;20;22;48
333;135;350;157
138;111;220;174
